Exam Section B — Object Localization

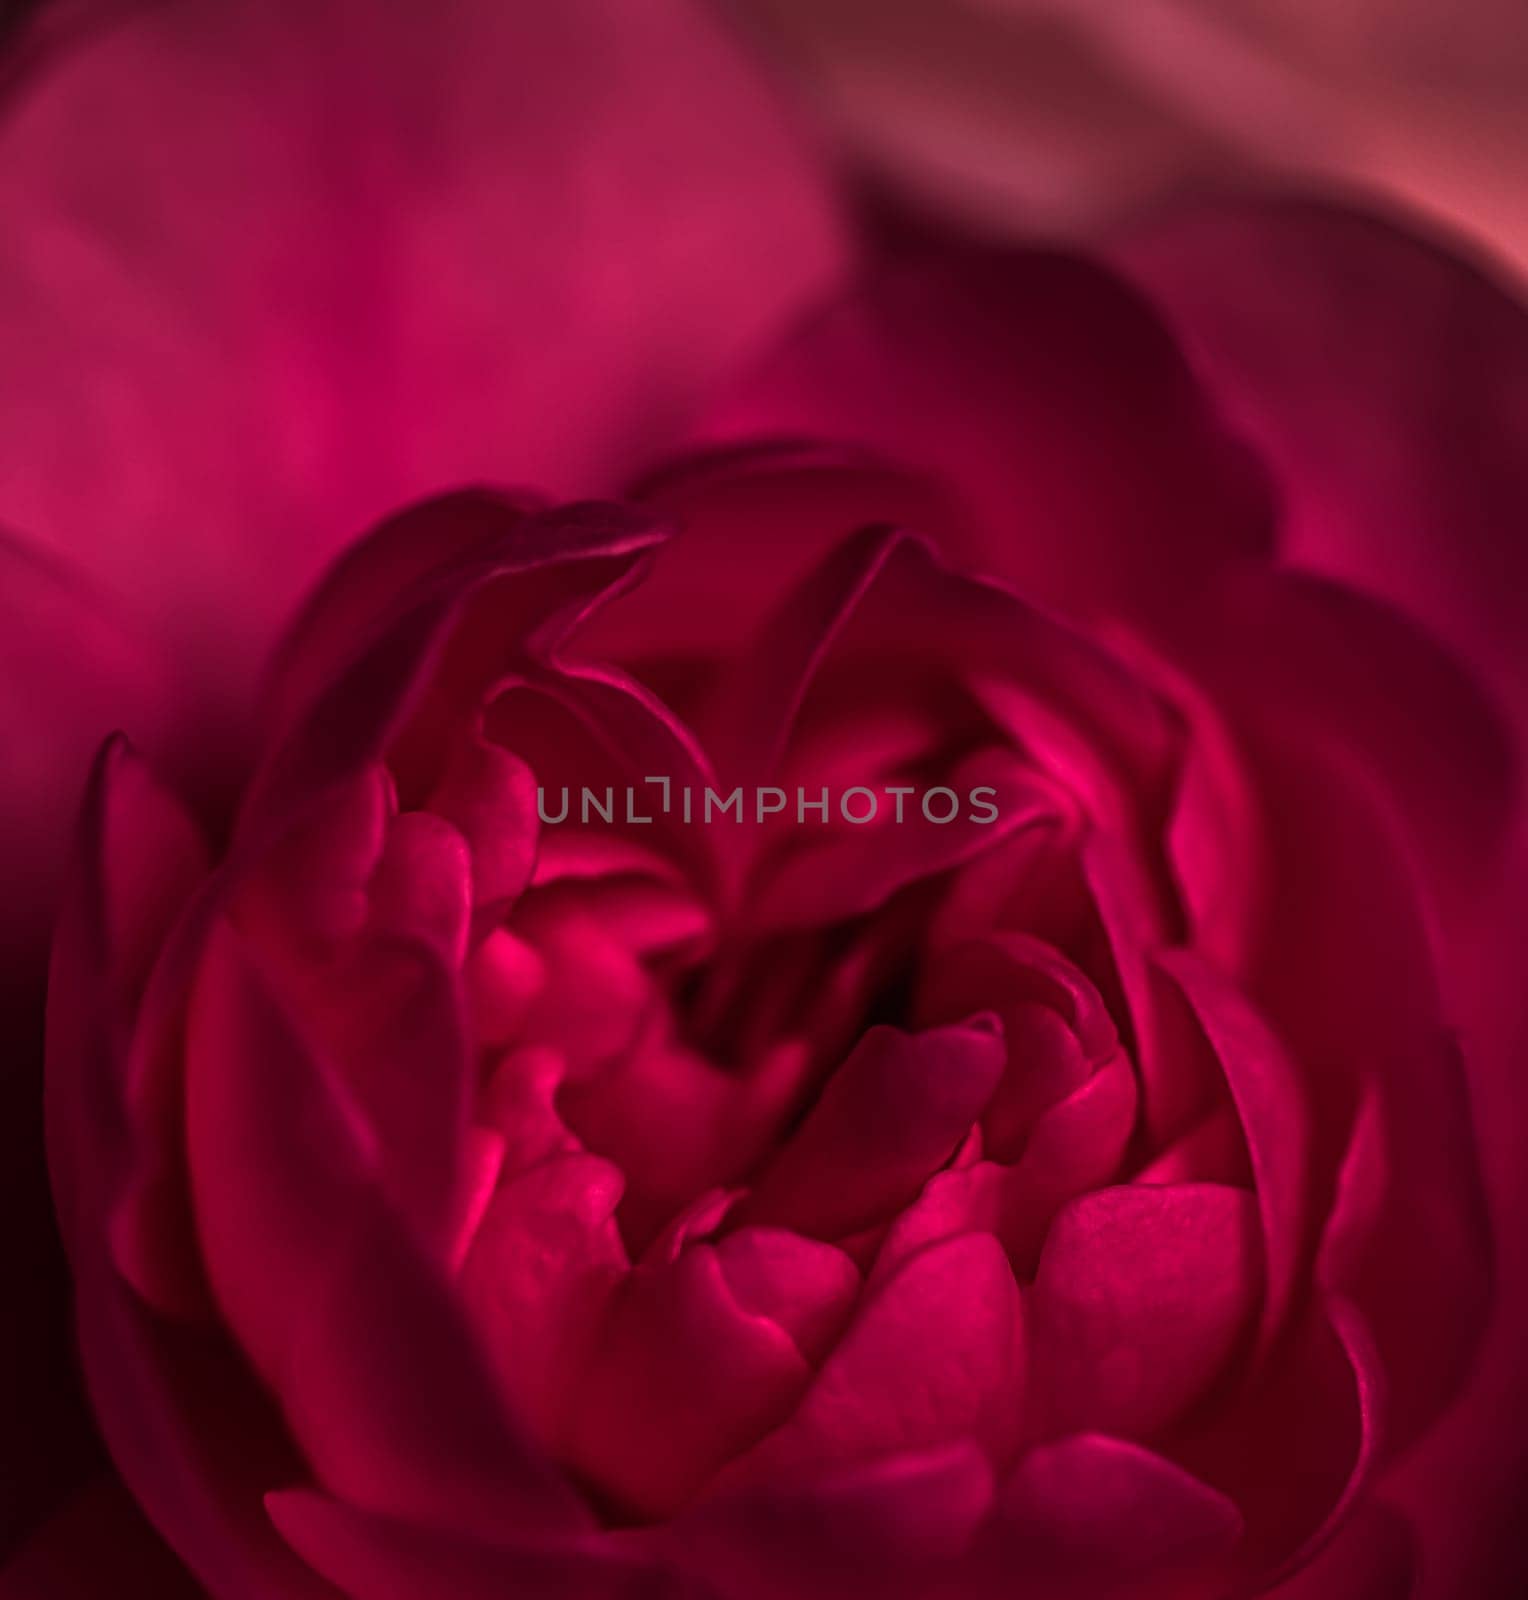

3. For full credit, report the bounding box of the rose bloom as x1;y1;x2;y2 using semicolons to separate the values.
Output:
2;4;1526;1600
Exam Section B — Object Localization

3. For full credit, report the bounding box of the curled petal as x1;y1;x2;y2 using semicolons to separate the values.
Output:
1155;952;1312;1357
564;1247;814;1519
718;1233;1026;1486
734;1021;1006;1240
184;919;584;1536
699;247;1271;625
458;1153;629;1449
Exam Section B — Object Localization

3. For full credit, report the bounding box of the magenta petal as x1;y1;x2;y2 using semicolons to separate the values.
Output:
1028;1184;1261;1441
183;918;585;1535
669;1442;994;1600
1118;201;1528;729
1221;711;1492;1451
700;247;1270;624
367;811;473;965
298;931;474;1249
0;537;173;970
970;1434;1242;1599
237;500;666;857
68;1256;342;1598
0;0;844;710
585;443;973;661
713;1228;861;1365
424;737;538;915
719;1233;1025;1486
564;1246;813;1518
734;1021;1006;1240
458;1153;629;1447
47;739;208;1261
1155;952;1312;1357
266;1490;692;1600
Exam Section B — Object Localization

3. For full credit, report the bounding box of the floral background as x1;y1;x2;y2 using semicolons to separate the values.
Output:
0;2;1524;1597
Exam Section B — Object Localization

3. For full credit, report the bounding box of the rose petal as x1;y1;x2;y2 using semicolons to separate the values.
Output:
1118;201;1528;730
0;1477;202;1599
1264;1506;1417;1600
266;1490;693;1600
424;737;538;917
733;1020;1006;1240
718;1232;1026;1485
184;918;584;1535
700;246;1270;624
0;535;172;970
0;0;844;712
1155;952;1312;1357
564;1246;815;1518
237;500;669;857
367;810;472;965
967;1434;1242;1600
669;1442;993;1600
1027;1184;1261;1441
583;442;973;663
712;1227;861;1365
458;1153;629;1448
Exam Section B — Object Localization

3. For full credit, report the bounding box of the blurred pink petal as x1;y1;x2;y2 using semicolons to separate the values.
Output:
0;534;171;969
0;0;846;715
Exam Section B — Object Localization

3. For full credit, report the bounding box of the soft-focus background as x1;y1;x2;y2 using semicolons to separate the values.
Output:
733;0;1528;284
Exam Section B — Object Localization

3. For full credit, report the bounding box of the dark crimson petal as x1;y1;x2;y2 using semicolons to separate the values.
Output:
266;1490;705;1600
732;1021;1006;1241
0;534;170;972
1155;952;1313;1358
0;1478;202;1599
1228;721;1491;1452
1117;200;1528;731
666;1443;993;1600
585;441;974;661
698;246;1272;624
966;1435;1242;1600
1263;1507;1417;1600
563;1244;815;1518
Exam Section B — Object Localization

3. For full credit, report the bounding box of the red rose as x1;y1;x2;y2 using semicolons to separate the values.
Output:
46;226;1525;1593
0;5;1524;1600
